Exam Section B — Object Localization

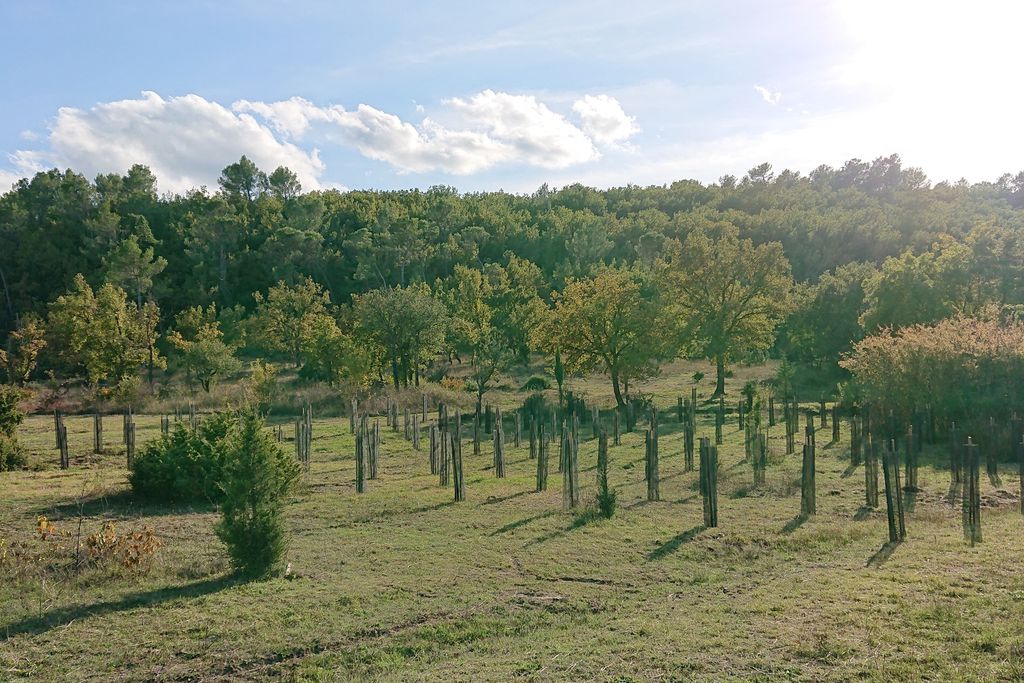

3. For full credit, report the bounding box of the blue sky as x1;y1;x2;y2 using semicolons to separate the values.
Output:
1;0;1021;194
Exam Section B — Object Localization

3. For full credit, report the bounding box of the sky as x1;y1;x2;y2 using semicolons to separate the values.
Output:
1;0;1022;195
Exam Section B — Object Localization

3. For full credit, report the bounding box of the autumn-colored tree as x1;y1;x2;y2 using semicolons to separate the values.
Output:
541;267;670;407
1;315;46;385
664;226;793;396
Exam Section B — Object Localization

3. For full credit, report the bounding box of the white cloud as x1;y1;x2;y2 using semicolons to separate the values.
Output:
754;85;781;105
9;92;326;194
241;89;613;174
572;94;639;145
0;169;21;191
445;90;598;168
6;89;639;189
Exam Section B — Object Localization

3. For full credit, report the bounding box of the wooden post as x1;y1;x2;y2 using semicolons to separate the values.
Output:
57;416;69;470
645;407;660;501
473;408;481;455
864;432;879;508
801;423;816;516
355;419;366;493
963;437;982;545
591;406;599;440
563;414;580;509
515;411;522;448
412;414;421;451
493;409;505;478
536;424;549;492
831;405;840;443
349;398;357;434
372;417;380;481
768;396;775;427
677;396;684;424
904;423;918;491
126;420;136;470
882;438;907;542
715;397;724;445
429;424;439;475
529;416;538;459
699;436;718;527
485;405;492;434
422;393;427;421
53;410;61;449
404;408;411;440
452;410;465;502
439;420;450;487
753;428;766;487
92;413;103;454
612;409;621;446
819;398;827;427
850;416;862;466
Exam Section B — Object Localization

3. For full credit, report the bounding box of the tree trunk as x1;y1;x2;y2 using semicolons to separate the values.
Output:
713;354;726;397
611;369;625;407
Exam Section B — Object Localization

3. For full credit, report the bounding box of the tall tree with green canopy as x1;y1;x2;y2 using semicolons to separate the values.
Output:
353;284;447;388
103;234;168;308
46;274;164;392
784;262;874;366
443;265;516;410
168;304;241;393
253;278;333;367
541;267;670;407
860;237;975;331
664;226;794;396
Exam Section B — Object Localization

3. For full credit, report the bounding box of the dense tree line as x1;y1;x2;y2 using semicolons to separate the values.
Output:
3;154;1024;403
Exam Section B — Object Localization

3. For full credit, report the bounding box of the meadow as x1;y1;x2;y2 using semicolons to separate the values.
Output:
2;363;1024;682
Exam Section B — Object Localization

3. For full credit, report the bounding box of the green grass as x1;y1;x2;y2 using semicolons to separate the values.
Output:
2;365;1024;681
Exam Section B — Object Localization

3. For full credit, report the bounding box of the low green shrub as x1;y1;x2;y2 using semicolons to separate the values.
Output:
521;376;551;391
216;410;300;577
128;413;235;503
0;433;26;471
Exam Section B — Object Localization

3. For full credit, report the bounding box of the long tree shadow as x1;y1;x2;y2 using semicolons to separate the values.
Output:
841;462;859;479
526;508;604;546
1;574;239;639
781;513;808;534
647;525;706;560
480;490;531;506
489;510;557;536
867;540;903;567
853;506;874;521
31;490;215;520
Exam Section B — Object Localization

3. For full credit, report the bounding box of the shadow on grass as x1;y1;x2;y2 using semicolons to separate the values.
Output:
526;507;605;546
0;574;239;639
781;513;808;534
853;506;874;521
490;510;556;536
841;462;860;479
647;525;706;560
480;490;532;506
32;489;215;520
866;540;903;567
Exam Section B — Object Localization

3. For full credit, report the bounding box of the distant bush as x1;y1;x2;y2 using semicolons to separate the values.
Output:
521;376;551;391
0;434;26;472
128;413;235;503
841;313;1024;425
216;410;300;578
0;385;24;437
0;386;27;472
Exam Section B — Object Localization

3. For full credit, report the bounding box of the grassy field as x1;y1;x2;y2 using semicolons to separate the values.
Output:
2;364;1024;681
